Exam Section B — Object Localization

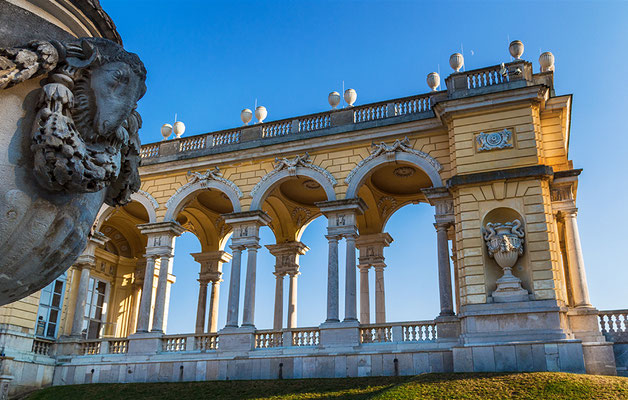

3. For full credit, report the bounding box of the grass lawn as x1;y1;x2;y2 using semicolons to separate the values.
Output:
25;372;628;400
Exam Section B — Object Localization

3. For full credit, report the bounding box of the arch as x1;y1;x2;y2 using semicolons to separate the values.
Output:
164;178;242;222
250;166;336;211
345;142;444;199
93;190;158;231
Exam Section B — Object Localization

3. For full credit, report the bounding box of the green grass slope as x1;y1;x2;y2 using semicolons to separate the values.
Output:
25;372;628;400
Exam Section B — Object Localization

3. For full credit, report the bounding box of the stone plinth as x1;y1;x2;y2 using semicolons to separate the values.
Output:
127;332;162;355
216;327;255;353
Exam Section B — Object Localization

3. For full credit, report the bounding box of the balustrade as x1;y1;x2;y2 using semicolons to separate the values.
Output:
298;114;330;132
140;143;160;159
354;103;388;123
108;339;129;354
395;95;431;115
80;341;101;355
163;335;187;352
179;136;206;152
360;325;393;343
291;328;320;346
599;309;628;340
254;330;283;348
211;129;241;146
466;66;509;89
195;334;219;351
262;121;291;138
402;321;437;341
31;339;53;356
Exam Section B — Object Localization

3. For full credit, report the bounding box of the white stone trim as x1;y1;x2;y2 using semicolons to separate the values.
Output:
345;137;443;198
250;154;337;211
164;169;242;221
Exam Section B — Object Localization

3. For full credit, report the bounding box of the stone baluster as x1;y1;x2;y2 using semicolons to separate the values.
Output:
195;280;208;334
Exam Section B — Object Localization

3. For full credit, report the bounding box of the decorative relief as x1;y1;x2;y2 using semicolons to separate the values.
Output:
551;186;573;202
377;196;398;218
1;38;149;206
302;179;321;190
251;152;337;199
393;166;415;177
165;166;243;210
482;220;529;302
476;129;513;152
291;207;311;227
345;137;442;184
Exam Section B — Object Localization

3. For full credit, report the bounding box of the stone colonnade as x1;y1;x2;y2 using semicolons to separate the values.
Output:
192;251;232;333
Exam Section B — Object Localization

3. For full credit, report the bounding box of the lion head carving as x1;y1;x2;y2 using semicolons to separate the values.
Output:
30;37;147;206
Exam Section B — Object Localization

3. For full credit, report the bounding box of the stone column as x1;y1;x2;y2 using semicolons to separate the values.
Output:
195;280;208;334
207;279;221;333
225;246;244;327
287;271;299;328
136;255;156;332
273;272;284;330
326;235;340;323
358;265;370;324
374;264;386;323
562;209;592;307
151;254;172;332
242;244;261;327
70;265;91;337
344;234;358;322
436;223;454;316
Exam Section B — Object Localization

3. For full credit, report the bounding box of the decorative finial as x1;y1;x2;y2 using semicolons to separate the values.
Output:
344;88;357;107
241;108;253;125
539;52;555;72
161;123;172;141
426;72;440;91
173;121;185;138
449;53;464;72
509;40;524;60
328;91;341;109
255;105;267;124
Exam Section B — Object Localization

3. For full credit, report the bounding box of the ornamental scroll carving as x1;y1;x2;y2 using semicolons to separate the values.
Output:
0;38;147;206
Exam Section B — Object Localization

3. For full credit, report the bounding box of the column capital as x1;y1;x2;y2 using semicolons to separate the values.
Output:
317;199;366;237
422;187;454;225
325;234;341;242
223;210;271;247
356;232;392;266
357;264;371;271
192;250;232;277
139;221;184;256
434;221;452;231
268;241;309;275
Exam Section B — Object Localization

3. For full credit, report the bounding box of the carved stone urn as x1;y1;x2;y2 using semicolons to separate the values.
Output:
483;220;529;303
0;2;146;305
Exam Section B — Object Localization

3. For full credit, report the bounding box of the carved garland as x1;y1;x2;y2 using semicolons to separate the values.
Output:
344;137;442;184
165;167;243;210
250;153;337;199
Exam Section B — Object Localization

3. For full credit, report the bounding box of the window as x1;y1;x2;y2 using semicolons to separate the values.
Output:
35;274;66;339
82;278;108;339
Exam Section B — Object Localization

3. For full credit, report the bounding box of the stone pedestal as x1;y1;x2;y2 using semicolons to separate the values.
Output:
127;332;163;355
319;321;360;348
217;327;255;353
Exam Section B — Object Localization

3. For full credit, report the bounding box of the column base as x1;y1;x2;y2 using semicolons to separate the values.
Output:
217;326;255;353
319;320;360;348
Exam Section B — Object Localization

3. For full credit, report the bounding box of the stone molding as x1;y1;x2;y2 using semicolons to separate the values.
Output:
164;167;243;221
345;137;443;198
250;153;337;210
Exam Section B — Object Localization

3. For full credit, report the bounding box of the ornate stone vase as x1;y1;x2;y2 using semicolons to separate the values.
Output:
483;220;529;303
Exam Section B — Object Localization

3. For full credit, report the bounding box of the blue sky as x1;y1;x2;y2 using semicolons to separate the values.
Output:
100;0;628;333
